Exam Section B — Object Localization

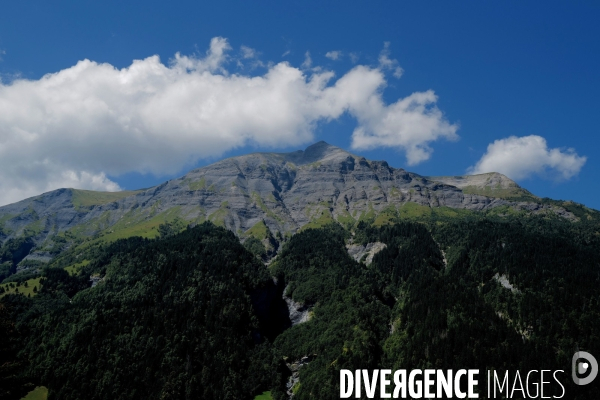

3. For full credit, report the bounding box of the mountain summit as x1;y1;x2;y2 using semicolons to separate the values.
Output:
0;142;585;265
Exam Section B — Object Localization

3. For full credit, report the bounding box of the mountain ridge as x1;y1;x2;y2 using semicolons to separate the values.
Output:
0;141;591;269
426;172;537;199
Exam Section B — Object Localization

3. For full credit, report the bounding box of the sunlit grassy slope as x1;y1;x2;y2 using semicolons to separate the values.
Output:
245;220;271;239
64;259;90;276
0;277;42;298
70;189;140;209
22;386;48;400
253;391;273;400
95;206;183;242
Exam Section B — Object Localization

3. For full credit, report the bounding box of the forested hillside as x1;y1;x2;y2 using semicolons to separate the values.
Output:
1;211;599;399
1;224;281;400
267;216;600;399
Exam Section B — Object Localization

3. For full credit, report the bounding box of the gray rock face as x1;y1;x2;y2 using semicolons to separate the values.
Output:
0;141;577;256
346;242;387;265
285;355;315;398
21;251;53;263
493;273;521;294
90;275;103;288
283;295;311;326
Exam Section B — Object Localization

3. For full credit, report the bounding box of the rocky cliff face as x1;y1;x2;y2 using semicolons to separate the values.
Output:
0;142;577;255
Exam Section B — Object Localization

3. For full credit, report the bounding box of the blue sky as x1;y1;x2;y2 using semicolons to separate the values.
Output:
0;1;599;209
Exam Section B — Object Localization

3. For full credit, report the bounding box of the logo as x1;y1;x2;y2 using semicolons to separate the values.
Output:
572;351;598;385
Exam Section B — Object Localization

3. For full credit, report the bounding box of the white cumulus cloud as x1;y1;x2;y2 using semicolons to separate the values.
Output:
0;37;457;206
468;135;587;180
349;88;459;165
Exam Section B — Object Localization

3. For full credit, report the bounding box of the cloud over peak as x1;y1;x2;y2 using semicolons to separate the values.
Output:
0;37;457;205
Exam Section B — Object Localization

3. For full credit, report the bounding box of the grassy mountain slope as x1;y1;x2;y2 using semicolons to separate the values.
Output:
70;189;142;210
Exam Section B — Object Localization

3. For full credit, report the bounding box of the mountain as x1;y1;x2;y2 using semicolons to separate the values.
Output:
2;143;600;400
0;141;594;273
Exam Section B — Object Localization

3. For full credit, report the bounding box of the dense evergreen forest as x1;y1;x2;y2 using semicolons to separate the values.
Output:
1;210;600;399
1;224;280;399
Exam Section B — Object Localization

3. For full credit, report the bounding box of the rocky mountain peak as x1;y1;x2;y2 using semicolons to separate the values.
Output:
0;142;582;265
289;141;351;165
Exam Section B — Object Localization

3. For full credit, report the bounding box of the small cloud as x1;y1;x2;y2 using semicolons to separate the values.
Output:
0;49;5;62
325;50;342;61
238;45;265;69
301;51;312;69
378;42;403;78
349;52;360;64
282;50;291;57
171;36;231;74
240;45;257;59
468;135;587;181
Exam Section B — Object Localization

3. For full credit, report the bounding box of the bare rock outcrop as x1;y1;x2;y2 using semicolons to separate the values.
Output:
346;242;387;265
283;285;311;326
